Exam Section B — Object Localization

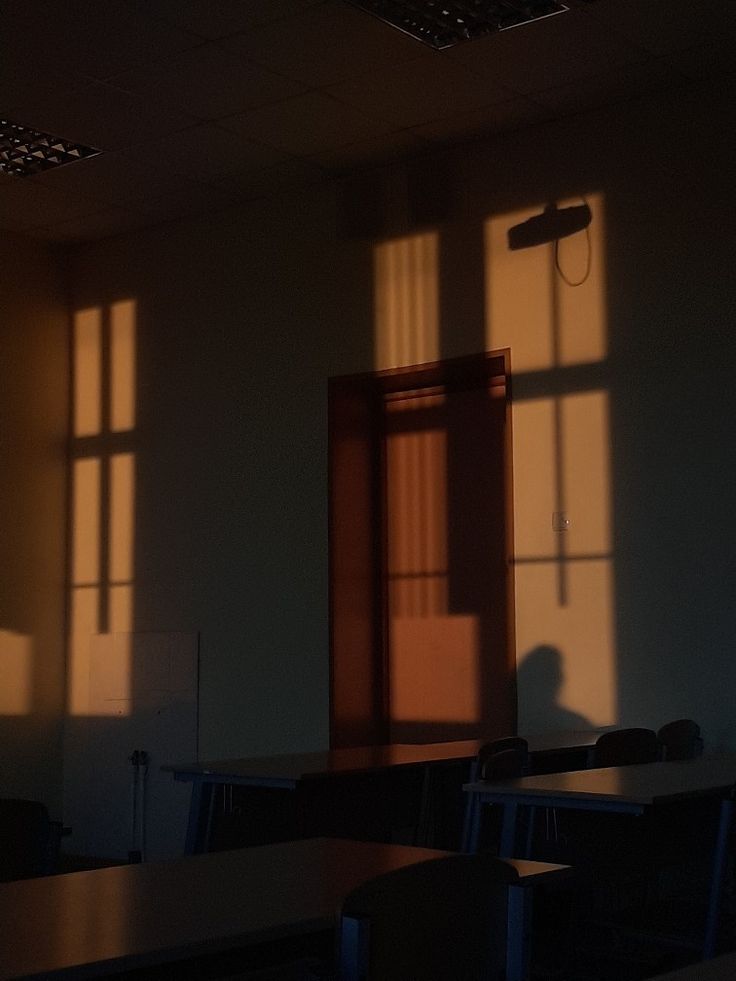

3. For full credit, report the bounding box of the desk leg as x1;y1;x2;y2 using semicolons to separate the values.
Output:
507;885;532;981
499;803;518;859
463;794;481;853
704;797;734;959
461;761;479;853
415;763;433;847
184;780;216;855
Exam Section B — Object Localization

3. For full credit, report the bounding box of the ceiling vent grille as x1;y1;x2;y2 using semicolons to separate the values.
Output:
346;0;587;48
0;119;101;178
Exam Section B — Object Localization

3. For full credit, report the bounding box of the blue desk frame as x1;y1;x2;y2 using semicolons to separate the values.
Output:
463;758;736;961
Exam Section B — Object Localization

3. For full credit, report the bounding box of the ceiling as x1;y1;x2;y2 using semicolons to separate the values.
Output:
1;0;733;244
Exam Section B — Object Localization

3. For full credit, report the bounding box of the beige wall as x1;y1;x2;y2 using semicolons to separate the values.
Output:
7;75;732;830
66;77;736;762
0;233;68;814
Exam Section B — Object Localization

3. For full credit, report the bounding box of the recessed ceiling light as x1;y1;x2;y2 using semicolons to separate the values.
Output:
0;118;101;178
346;0;589;49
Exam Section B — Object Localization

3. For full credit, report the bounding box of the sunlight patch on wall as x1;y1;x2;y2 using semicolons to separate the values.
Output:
515;561;616;729
110;300;136;432
374;232;439;370
68;587;100;714
511;398;557;558
385;394;480;729
71;458;101;585
511;390;614;728
390;617;479;724
0;631;33;715
109;453;135;582
485;193;606;370
68;302;137;716
484;192;616;728
73;308;102;437
563;392;611;555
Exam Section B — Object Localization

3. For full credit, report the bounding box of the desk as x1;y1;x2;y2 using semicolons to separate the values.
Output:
0;837;569;981
650;950;736;979
464;756;736;958
167;731;607;855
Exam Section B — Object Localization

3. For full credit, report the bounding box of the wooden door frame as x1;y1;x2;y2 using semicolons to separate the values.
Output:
328;350;515;748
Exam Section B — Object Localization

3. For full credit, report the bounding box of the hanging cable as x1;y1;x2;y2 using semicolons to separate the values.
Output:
554;196;592;286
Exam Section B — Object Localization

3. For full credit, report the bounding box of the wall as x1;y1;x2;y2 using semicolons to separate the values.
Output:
0;233;68;814
63;72;736;798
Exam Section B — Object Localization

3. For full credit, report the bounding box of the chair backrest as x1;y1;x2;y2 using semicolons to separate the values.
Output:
477;737;529;781
479;746;529;782
657;719;703;761
592;727;660;768
339;853;518;981
0;798;54;881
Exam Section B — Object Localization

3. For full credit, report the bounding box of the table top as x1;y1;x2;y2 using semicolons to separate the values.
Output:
164;730;608;786
163;741;486;786
649;951;736;980
0;838;569;980
465;755;736;806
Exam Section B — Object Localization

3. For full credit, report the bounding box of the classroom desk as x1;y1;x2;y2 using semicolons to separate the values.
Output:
649;950;736;980
463;755;736;958
167;730;607;855
0;837;570;981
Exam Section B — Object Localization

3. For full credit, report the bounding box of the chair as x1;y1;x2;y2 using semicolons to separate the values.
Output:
657;719;703;761
477;737;530;780
0;798;56;881
592;727;660;768
339;853;519;981
462;739;528;853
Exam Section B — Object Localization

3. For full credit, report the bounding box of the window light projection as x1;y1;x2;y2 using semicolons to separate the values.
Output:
484;192;617;728
109;453;135;634
385;395;482;732
110;301;136;432
0;118;101;177
0;631;33;715
346;0;576;49
486;194;606;371
68;302;137;716
71;458;101;587
74;308;102;438
374;232;439;370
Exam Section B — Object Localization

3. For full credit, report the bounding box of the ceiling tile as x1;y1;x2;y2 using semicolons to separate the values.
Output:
220;1;430;87
26;207;161;244
530;60;691;117
133;182;243;221
109;43;306;121
445;7;647;95
222;92;392;156
408;97;550;144
213;158;330;199
0;176;110;231
31;148;210;209
309;130;432;175
583;0;734;58
7;82;196;152
324;55;513;129
128;0;326;40
0;0;200;81
139;123;292;180
0;58;86;113
664;41;736;83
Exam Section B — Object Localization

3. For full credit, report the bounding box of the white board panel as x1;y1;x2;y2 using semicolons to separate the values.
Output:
63;631;198;862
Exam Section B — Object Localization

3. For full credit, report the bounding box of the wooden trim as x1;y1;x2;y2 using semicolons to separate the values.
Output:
329;349;514;748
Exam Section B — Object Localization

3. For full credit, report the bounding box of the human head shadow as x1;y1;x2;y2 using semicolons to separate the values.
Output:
517;644;593;733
